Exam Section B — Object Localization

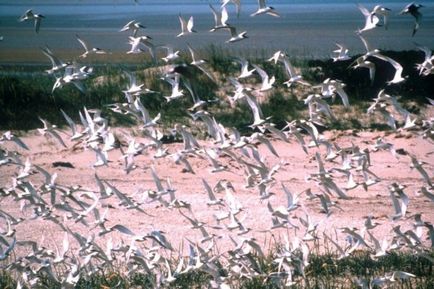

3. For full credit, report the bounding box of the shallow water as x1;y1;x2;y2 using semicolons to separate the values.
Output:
0;0;433;61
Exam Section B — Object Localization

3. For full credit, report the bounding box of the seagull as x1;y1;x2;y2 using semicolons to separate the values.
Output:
19;9;45;33
177;14;196;37
400;2;424;36
120;20;145;37
76;34;108;58
251;0;280;17
225;25;248;43
209;4;229;32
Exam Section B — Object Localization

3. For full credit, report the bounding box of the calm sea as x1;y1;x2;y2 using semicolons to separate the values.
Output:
0;0;433;61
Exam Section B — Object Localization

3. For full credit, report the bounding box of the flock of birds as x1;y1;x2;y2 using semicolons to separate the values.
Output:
1;1;434;288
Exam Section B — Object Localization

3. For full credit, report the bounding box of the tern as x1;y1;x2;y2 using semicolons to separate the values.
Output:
19;9;45;34
225;25;248;43
372;5;391;30
160;45;180;63
38;117;67;147
268;50;286;64
76;34;107;58
234;57;256;79
209;4;229;32
281;56;311;87
357;4;380;33
186;43;215;81
415;44;433;76
127;36;156;61
351;57;376;85
177;14;196;37
41;46;68;74
221;0;241;17
332;43;351;62
252;64;275;92
120;20;145;37
0;131;29;150
400;2;424;36
251;0;280;17
375;54;406;85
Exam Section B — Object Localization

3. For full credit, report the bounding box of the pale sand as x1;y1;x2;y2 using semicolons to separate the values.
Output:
1;125;433;259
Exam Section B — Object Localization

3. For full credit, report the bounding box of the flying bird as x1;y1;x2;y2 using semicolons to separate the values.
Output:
19;9;45;33
177;14;196;37
400;2;424;36
251;0;280;17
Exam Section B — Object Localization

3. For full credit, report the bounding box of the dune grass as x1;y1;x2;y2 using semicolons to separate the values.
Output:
1;46;432;132
1;249;433;288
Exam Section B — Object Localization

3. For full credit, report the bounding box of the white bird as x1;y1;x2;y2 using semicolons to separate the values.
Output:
332;43;351;62
209;4;229;32
409;154;432;187
221;0;241;17
41;46;68;74
37;117;67;147
127;36;156;61
163;73;184;102
120;20;145;37
357;4;380;33
0;131;29;150
186;43;215;81
251;0;280;17
60;109;85;141
252;64;275;92
415;44;433;76
244;93;270;128
177;14;196;37
268;50;285;64
351;57;376;85
388;183;409;220
76;34;107;58
372;5;391;30
225;25;248;43
19;9;45;33
161;45;180;63
281;56;311;87
374;54;406;85
234;57;256;79
400;2;424;36
202;179;224;206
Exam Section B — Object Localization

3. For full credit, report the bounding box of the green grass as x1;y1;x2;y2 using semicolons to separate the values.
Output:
1;47;433;132
1;250;432;288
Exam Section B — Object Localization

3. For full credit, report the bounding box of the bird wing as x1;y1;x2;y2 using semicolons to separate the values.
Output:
76;34;89;52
